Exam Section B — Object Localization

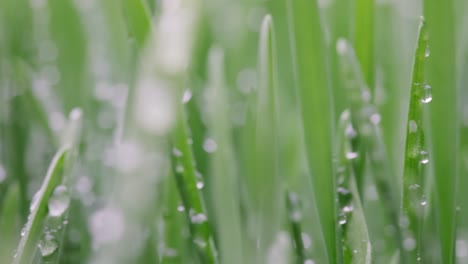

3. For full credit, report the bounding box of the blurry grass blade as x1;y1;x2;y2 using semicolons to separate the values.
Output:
401;17;428;263
336;110;371;264
423;0;458;262
286;1;341;262
286;192;308;263
205;47;244;263
353;0;374;89
336;38;400;224
13;147;68;264
121;0;151;51
171;100;218;263
0;183;21;263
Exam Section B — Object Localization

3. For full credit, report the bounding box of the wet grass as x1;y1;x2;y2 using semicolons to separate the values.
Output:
0;0;466;263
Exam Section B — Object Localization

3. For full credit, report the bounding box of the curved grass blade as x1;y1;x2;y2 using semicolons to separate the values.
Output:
401;17;429;263
423;0;458;262
13;147;68;264
336;38;402;253
286;1;341;262
204;47;244;264
336;110;371;264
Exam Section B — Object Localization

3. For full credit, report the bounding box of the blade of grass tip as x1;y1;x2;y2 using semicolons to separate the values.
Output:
286;1;341;263
336;39;402;252
401;17;429;264
121;0;151;52
423;0;458;262
336;110;371;264
353;0;375;92
286;191;310;263
0;183;21;263
246;14;283;261
171;96;218;263
37;108;82;263
13;147;68;264
205;47;244;264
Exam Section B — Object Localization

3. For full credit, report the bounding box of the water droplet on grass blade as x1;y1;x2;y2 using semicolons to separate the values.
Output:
420;150;429;164
403;236;416;251
182;89;192;103
38;233;58;257
421;84;432;103
48;185;70;217
203;138;218;153
196;181;204;190
425;45;430;58
409;120;418;133
346;151;358;160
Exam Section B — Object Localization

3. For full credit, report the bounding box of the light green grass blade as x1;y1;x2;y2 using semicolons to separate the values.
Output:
336;38;402;253
121;0;152;51
0;183;22;263
286;1;341;262
171;102;218;263
13;147;68;264
423;0;458;262
401;17;428;263
205;47;244;264
354;0;375;90
336;110;371;264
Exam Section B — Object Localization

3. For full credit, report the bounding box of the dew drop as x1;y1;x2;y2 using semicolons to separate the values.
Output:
409;184;420;190
345;123;357;138
48;185;71;217
190;212;207;224
346;151;358;160
175;165;184;174
369;113;381;125
420;150;429;164
425;45;430;58
203;138;218;153
196;181;204;190
38;234;58;257
421;200;427;206
342;205;354;213
177;205;185;212
421;84;432;103
182;89;192;104
403;236;416;251
409;120;418;133
172;148;183;157
339;216;347;225
304;260;315;264
291;210;302;222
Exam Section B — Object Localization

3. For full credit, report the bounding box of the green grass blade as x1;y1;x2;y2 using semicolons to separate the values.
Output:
0;183;22;263
401;17;428;263
13;147;68;264
336;38;402;253
336;110;371;264
205;47;244;264
286;1;341;262
423;0;458;262
121;0;152;51
286;191;309;263
171;103;218;263
353;0;375;90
